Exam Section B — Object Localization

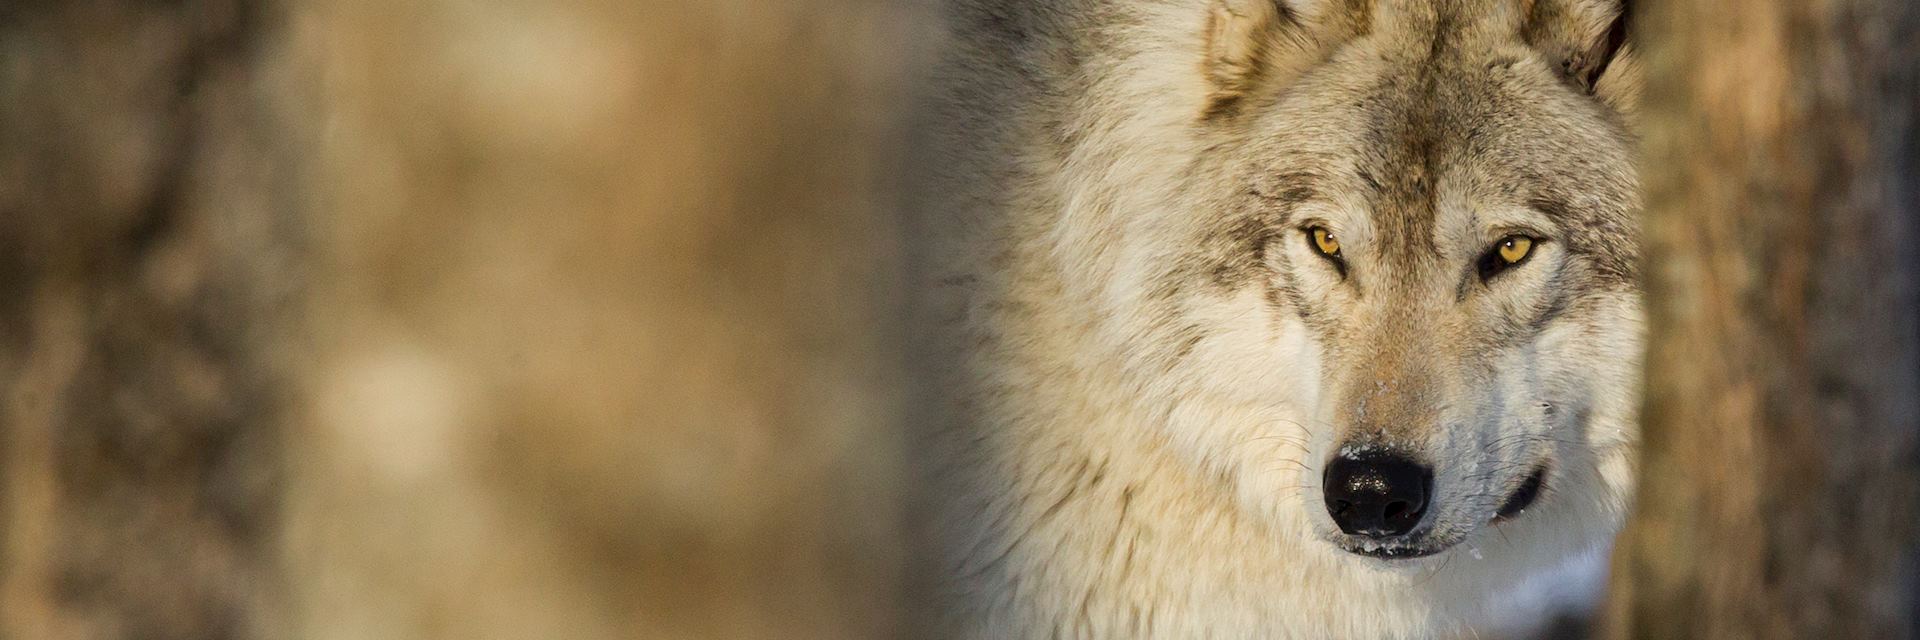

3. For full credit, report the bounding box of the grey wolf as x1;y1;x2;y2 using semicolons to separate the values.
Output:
915;0;1641;636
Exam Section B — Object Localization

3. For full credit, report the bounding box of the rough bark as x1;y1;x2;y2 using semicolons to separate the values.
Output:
0;2;296;638
1605;0;1920;637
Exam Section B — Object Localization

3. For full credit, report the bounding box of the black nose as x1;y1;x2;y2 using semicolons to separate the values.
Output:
1323;449;1432;538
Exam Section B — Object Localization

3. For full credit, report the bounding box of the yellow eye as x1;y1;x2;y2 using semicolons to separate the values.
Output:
1310;227;1341;257
1497;236;1534;264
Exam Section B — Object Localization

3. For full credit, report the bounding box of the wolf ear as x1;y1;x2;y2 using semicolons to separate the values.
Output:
1524;0;1635;105
1201;0;1312;120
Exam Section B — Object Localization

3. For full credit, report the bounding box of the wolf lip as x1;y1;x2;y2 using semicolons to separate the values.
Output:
1337;542;1443;560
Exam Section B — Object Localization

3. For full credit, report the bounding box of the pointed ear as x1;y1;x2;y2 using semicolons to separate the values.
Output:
1524;0;1637;108
1201;0;1308;120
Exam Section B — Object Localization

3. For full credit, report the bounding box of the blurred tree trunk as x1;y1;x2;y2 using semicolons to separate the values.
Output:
280;2;929;638
3;1;930;639
0;2;296;639
1606;0;1920;637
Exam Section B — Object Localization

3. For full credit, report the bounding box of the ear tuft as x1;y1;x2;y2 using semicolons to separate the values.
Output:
1525;0;1634;101
1201;0;1294;120
1571;1;1629;93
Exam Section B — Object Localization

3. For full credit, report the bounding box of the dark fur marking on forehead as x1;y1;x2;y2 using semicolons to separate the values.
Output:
1528;195;1576;222
1250;171;1325;204
1360;70;1450;277
1258;185;1318;206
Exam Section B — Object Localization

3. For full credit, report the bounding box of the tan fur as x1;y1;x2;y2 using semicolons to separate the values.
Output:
915;0;1642;636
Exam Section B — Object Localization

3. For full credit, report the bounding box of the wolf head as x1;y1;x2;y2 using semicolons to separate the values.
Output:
1079;0;1639;582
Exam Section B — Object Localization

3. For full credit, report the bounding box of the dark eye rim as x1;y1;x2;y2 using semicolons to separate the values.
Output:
1476;235;1544;282
1302;226;1348;277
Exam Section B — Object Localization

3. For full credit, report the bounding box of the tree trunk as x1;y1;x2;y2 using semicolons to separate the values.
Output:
1606;0;1920;637
0;2;294;638
1;1;930;639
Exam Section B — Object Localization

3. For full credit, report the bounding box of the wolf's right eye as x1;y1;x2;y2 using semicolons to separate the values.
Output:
1305;227;1346;277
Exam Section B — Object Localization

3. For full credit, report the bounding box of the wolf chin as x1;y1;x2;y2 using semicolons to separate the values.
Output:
914;0;1643;637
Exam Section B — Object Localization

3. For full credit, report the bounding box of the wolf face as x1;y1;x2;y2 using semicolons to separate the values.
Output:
926;0;1643;633
1155;0;1640;568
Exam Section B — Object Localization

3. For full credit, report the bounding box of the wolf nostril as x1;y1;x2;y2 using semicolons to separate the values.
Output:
1323;448;1433;539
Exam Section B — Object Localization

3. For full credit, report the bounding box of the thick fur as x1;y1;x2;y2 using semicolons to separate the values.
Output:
914;0;1642;637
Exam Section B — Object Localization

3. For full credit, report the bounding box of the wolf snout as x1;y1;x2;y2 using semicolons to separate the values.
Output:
1323;449;1433;539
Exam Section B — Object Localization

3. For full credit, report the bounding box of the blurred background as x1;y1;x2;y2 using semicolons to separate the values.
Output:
0;1;1913;639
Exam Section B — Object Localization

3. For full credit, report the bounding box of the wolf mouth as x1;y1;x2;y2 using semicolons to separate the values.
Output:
1338;543;1445;560
1494;466;1548;521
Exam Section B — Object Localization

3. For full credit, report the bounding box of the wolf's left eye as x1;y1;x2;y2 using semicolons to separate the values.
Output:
1497;236;1534;263
1477;235;1538;281
1309;227;1342;257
